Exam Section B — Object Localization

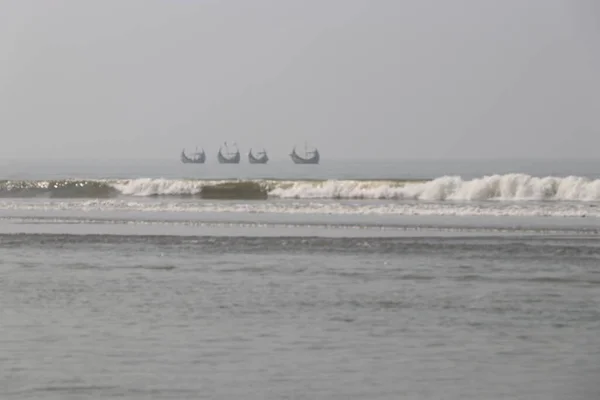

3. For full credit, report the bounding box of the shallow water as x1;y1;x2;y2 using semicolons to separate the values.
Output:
2;234;600;399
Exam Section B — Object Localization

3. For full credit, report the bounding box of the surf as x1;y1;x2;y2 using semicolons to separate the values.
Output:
0;174;599;201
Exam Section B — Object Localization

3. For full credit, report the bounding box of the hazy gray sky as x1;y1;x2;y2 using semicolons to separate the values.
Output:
1;0;599;160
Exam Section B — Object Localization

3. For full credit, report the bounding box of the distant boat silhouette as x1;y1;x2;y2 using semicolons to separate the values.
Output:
290;143;319;164
217;142;241;164
181;147;206;164
248;148;268;164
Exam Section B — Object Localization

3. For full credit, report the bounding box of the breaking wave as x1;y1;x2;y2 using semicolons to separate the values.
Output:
1;174;599;201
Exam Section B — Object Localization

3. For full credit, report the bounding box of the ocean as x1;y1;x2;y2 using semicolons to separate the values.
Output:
1;158;599;399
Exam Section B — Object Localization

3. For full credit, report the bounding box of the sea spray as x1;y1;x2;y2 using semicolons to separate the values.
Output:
0;174;598;201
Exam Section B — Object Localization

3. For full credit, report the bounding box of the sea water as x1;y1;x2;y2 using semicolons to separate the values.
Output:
1;158;599;399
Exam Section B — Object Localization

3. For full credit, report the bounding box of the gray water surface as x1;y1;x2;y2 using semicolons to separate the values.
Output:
1;234;599;399
1;157;599;399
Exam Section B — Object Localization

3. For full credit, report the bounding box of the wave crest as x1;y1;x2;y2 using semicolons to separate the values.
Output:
269;174;600;201
0;174;599;201
0;180;118;198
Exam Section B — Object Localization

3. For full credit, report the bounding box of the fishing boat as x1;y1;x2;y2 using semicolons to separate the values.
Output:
248;148;269;164
290;143;319;164
181;147;206;164
217;142;241;164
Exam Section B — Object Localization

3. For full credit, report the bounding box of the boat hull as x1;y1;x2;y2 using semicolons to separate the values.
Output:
290;150;319;164
218;150;241;164
181;151;206;164
248;151;269;164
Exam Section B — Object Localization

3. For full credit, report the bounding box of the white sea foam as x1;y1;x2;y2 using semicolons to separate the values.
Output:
110;178;208;196
267;174;600;201
1;198;599;218
2;174;600;202
107;174;600;201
